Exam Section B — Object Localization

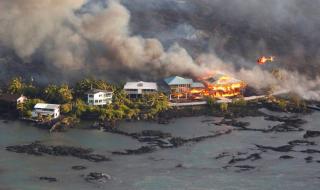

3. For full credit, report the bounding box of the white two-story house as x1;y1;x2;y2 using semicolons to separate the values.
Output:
86;89;113;106
32;103;60;119
124;81;158;98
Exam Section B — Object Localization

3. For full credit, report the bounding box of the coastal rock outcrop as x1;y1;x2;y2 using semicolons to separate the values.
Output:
288;140;316;146
279;155;294;159
112;146;158;155
72;165;87;170
6;142;110;162
39;177;58;182
228;153;262;164
303;131;320;138
84;172;111;183
255;144;294;152
107;128;232;155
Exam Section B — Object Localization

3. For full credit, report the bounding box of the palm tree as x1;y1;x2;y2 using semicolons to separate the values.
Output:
8;77;24;94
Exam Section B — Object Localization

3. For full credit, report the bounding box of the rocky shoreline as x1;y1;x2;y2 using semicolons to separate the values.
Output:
3;102;320;186
5;104;316;159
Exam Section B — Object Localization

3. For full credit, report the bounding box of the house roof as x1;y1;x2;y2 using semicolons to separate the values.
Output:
0;94;23;102
164;76;193;85
86;89;113;94
124;81;158;90
191;82;205;88
34;103;60;110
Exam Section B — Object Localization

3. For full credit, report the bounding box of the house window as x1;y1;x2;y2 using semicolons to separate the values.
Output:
89;95;94;98
95;100;98;103
126;89;138;92
142;89;156;93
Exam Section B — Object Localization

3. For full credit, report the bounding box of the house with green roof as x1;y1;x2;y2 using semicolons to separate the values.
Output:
164;76;193;100
164;76;205;100
164;76;194;86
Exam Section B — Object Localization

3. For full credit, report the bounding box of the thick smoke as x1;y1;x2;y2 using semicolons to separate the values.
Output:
0;0;207;81
0;0;319;100
0;0;87;69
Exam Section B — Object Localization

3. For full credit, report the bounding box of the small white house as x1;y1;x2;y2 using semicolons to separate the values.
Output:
17;95;27;104
32;103;60;119
124;81;158;98
86;89;113;106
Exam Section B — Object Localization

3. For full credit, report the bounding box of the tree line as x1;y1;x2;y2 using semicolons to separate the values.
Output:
2;77;170;123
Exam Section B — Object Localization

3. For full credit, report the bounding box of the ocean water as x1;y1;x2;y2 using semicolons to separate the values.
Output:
0;111;320;190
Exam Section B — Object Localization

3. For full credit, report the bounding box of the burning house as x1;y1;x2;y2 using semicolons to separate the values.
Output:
164;74;246;101
190;82;205;100
202;74;247;98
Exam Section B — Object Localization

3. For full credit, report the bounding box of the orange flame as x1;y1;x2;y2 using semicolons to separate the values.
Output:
191;74;246;99
257;56;275;65
169;73;247;100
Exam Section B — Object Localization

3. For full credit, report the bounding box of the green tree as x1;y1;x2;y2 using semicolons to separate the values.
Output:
132;93;170;119
58;84;73;103
61;103;72;114
8;77;24;94
232;97;247;107
43;85;59;102
277;99;288;111
73;99;87;117
16;102;25;116
220;103;228;112
22;85;40;98
43;84;73;104
113;88;130;105
74;78;114;98
206;96;218;107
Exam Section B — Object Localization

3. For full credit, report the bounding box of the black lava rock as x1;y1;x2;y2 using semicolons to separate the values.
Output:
234;165;256;172
301;149;320;154
39;177;57;182
112;146;157;155
305;156;313;163
72;165;87;170
84;172;111;183
303;131;320;138
228;153;262;164
6;142;110;162
288;140;316;146
279;155;294;159
255;144;294;152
